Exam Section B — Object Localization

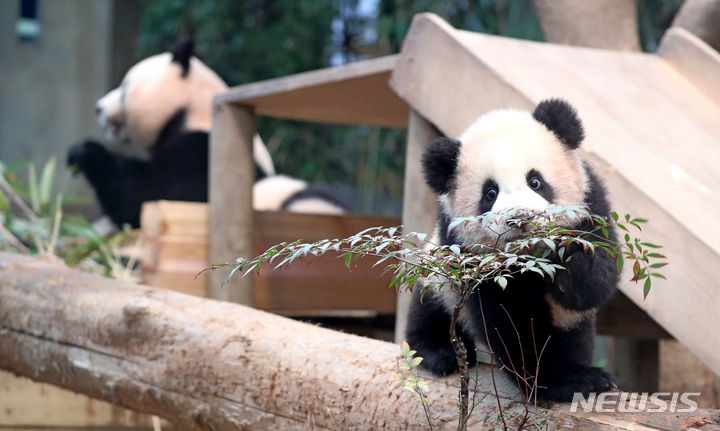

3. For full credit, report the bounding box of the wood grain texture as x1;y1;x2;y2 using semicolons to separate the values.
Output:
2;252;719;430
390;13;720;377
658;27;720;103
533;0;641;51
215;56;408;128
142;201;400;314
208;103;255;305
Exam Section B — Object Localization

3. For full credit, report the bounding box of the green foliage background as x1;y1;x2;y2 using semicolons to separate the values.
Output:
136;0;682;215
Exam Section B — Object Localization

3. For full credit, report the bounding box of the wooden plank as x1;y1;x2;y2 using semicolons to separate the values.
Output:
389;15;534;138
390;13;720;376
208;103;255;305
142;201;400;314
215;56;408;128
658;27;720;104
251;211;400;314
395;110;440;343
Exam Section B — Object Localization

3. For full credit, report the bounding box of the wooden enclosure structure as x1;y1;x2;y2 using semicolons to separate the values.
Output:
208;56;414;306
141;200;398;315
208;13;720;397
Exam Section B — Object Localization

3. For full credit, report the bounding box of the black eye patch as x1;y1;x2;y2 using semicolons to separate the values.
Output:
526;169;554;203
479;179;498;214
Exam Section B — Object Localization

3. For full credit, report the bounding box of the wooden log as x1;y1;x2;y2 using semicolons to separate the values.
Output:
209;103;255;305
1;252;719;430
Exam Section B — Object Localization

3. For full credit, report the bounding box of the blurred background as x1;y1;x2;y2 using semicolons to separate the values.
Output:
0;0;684;218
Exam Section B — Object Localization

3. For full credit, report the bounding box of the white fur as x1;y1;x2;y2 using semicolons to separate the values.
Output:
544;293;593;330
95;51;276;176
97;53;226;149
253;175;345;214
444;109;588;246
432;108;594;333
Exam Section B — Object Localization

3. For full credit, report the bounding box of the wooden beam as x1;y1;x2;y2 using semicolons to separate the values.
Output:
395;110;440;343
208;103;255;305
658;27;720;103
1;252;718;430
215;56;408;128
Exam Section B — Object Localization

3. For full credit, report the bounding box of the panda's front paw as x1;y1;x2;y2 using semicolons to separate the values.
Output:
67;140;108;173
541;366;617;402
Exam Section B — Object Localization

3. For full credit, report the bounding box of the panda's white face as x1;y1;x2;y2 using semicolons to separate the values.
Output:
95;52;226;150
442;109;588;246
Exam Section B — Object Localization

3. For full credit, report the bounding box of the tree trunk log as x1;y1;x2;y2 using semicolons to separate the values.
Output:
533;0;642;51
672;0;720;52
0;252;718;430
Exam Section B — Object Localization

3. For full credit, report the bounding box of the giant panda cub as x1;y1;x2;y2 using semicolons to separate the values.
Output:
69;39;348;229
406;99;618;401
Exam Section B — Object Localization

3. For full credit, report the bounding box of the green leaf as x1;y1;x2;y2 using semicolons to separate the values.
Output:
411;357;423;368
39;157;56;206
643;277;652;299
611;212;619;222
400;341;410;357
28;164;39;212
650;273;666;280
641;242;662;249
616;254;624;273
649;262;667;269
0;189;8;213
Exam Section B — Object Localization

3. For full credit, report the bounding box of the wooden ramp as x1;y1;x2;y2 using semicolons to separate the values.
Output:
390;14;720;377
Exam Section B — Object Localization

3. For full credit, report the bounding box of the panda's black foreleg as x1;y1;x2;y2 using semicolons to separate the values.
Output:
67;140;148;228
538;364;617;402
551;245;618;311
406;290;477;376
533;318;616;402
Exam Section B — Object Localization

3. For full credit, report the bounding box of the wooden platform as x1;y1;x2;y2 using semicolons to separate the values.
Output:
390;14;720;377
142;201;399;315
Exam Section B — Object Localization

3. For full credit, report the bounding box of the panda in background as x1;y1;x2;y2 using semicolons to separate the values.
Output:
68;39;349;229
406;99;618;402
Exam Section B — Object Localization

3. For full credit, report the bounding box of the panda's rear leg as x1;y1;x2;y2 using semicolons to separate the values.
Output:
538;364;617;402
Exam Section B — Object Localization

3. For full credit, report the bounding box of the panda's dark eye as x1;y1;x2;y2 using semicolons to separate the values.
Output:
486;188;497;200
528;177;542;190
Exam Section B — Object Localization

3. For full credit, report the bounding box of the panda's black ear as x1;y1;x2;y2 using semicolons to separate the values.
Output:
172;38;194;78
532;99;585;149
422;138;461;195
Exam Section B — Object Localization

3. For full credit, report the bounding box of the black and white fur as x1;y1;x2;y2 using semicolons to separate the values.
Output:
406;99;618;401
68;39;349;228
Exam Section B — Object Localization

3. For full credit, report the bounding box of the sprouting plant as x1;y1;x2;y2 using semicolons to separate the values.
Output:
0;158;140;281
203;205;667;430
397;341;433;429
